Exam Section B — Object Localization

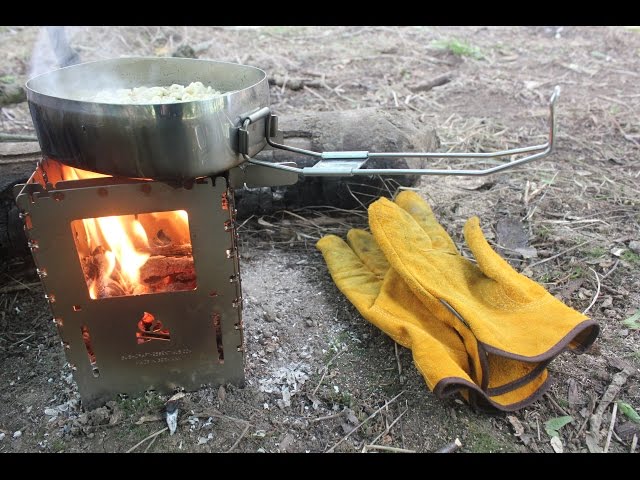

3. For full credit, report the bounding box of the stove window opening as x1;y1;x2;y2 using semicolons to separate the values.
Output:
71;210;196;299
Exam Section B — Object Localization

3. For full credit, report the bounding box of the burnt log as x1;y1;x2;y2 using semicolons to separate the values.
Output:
0;142;40;262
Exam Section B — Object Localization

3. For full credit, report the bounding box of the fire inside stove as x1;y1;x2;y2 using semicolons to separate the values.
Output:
15;159;244;409
71;209;196;299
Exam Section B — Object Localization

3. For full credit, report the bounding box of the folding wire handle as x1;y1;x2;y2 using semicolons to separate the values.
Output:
239;86;560;177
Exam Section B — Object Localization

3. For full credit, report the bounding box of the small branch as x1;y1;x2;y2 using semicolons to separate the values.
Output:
0;283;41;294
226;423;251;453
0;133;37;142
363;444;415;453
394;342;403;384
603;402;617;453
326;391;404;453
435;438;462;453
126;427;168;453
409;73;453;93
582;267;601;315
528;240;593;269
310;412;343;423
8;333;35;348
312;350;343;396
546;393;570;417
362;408;408;453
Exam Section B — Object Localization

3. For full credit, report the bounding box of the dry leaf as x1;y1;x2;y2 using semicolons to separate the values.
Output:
550;436;563;453
507;415;525;437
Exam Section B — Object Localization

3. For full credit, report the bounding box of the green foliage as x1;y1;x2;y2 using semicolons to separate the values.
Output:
544;415;573;438
586;247;606;258
431;38;484;59
622;310;640;330
622;250;640;264
617;401;640;424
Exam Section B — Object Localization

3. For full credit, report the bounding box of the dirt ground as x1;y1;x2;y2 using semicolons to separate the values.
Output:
1;26;639;453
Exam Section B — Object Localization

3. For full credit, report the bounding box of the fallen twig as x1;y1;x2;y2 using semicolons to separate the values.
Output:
0;282;40;294
326;391;404;453
8;333;35;348
364;444;415;453
312;350;343;396
362;408;408;453
586;364;635;452
394;342;403;384
435;438;462;453
409;72;453;93
126;427;168;453
582;267;601;315
528;240;594;269
603;402;617;453
631;434;638;453
227;423;251;453
310;412;343;423
0;133;37;142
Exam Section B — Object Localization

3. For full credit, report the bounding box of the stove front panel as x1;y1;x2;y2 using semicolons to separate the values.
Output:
16;173;243;409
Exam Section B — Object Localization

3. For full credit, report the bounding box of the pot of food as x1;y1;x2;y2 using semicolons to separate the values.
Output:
26;57;270;179
26;56;560;180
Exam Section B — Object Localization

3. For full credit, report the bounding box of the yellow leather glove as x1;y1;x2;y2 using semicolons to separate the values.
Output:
317;192;578;410
368;192;599;387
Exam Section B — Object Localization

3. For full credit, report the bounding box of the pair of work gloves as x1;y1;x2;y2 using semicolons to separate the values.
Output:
316;192;599;411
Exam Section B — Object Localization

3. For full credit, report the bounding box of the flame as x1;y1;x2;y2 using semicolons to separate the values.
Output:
60;164;192;299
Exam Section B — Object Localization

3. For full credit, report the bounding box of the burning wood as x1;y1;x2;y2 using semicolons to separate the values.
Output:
82;245;196;298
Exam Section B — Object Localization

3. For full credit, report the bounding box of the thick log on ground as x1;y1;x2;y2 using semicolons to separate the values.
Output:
0;142;40;260
234;107;438;217
0;109;438;259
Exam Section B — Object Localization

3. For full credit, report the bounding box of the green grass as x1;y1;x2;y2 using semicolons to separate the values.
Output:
586;246;607;258
569;266;586;279
466;422;519;453
622;250;640;264
431;38;484;59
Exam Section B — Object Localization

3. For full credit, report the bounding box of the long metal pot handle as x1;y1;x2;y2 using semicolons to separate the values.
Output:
239;86;560;177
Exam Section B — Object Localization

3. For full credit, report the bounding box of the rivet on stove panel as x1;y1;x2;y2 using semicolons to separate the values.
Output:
224;220;233;232
45;293;56;304
232;297;243;308
53;317;63;328
62;341;70;350
236;345;244;353
141;184;152;195
225;248;236;259
28;239;39;251
229;274;239;283
37;267;48;278
52;192;65;201
97;188;108;197
19;212;33;230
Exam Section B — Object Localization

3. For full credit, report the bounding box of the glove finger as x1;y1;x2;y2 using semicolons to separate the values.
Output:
316;235;382;311
346;229;390;278
394;191;459;255
463;216;547;302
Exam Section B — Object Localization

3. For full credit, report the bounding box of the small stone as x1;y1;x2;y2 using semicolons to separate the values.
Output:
305;319;314;327
13;431;22;439
604;309;617;318
628;240;640;254
0;432;5;441
600;296;613;309
44;408;58;416
619;329;629;337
